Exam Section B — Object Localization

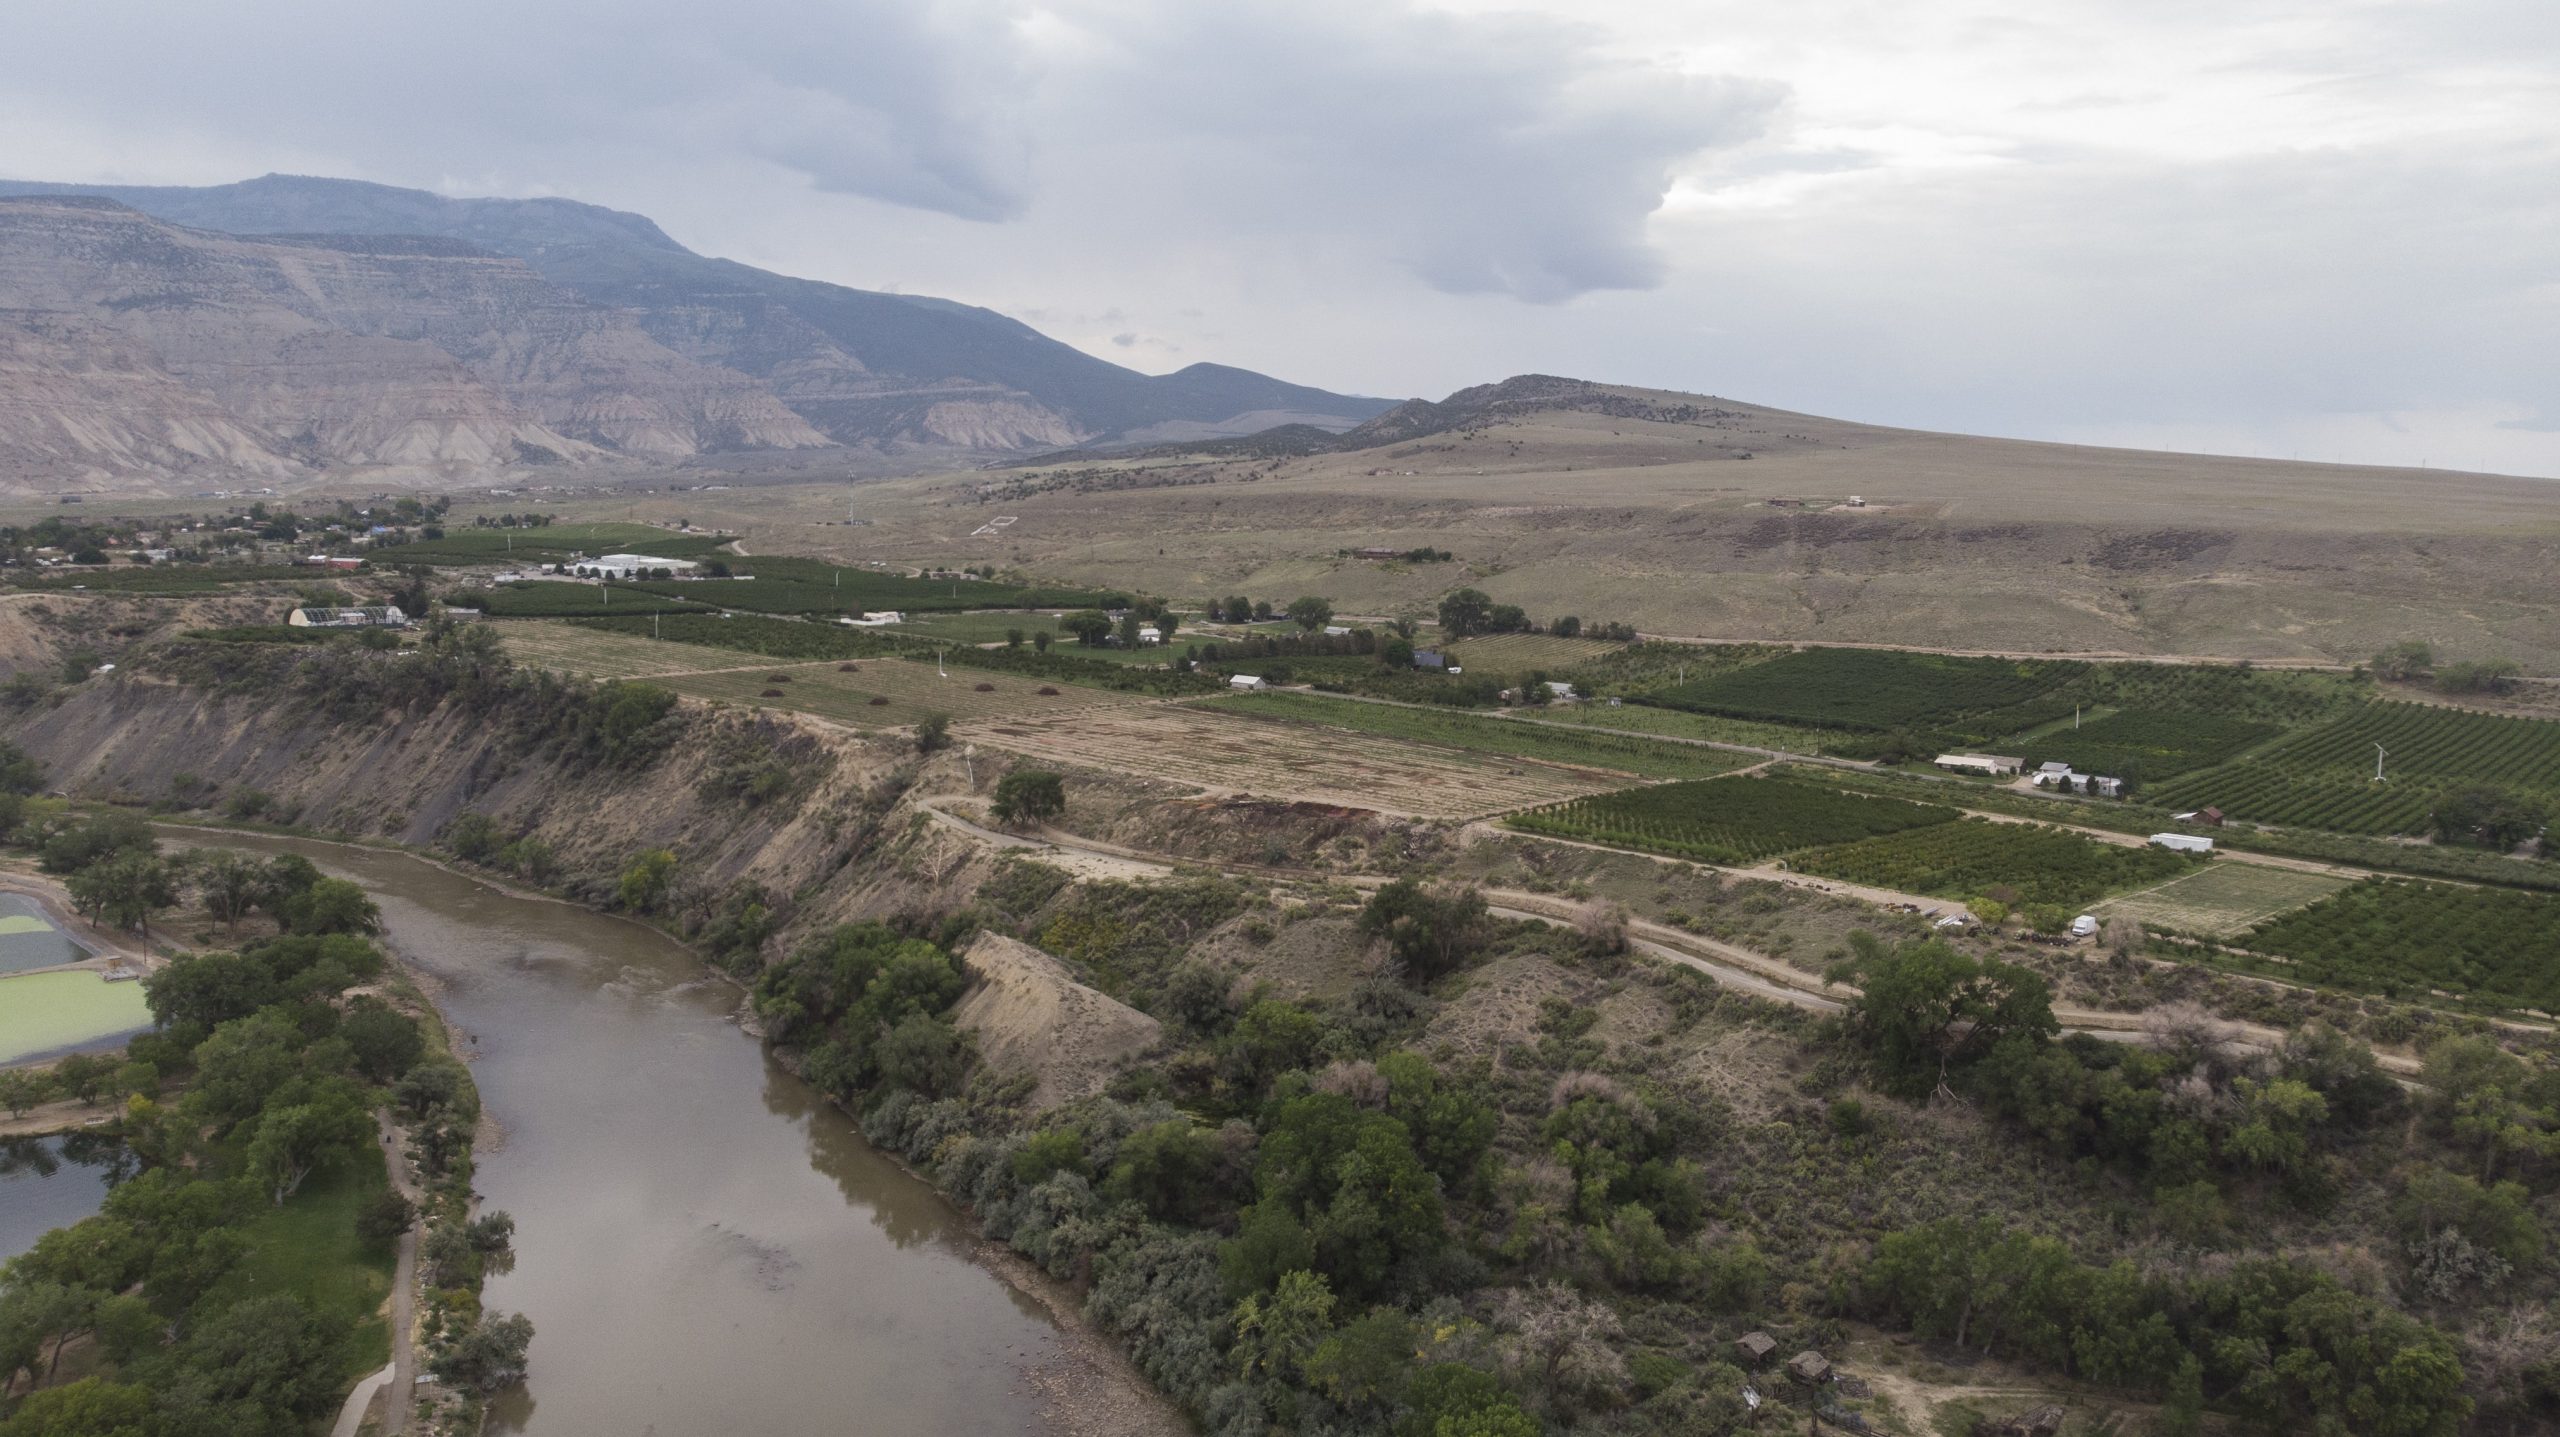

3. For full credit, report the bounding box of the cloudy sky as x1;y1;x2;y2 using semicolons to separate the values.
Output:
11;0;2558;474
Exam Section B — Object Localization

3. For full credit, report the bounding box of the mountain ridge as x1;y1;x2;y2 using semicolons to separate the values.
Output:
0;173;1392;479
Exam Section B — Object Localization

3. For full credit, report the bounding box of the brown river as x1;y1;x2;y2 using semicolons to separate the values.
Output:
176;833;1080;1437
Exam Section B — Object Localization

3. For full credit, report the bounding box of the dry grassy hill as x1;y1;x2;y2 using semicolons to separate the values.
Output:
485;376;2560;669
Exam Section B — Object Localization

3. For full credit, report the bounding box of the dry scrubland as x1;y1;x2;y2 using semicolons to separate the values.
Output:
544;382;2560;669
956;706;1635;819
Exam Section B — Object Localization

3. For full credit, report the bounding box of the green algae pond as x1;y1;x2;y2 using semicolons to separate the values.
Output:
0;969;153;1065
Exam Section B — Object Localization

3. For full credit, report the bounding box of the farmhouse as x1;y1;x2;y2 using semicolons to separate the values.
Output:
287;605;409;629
1934;753;2023;777
302;555;365;571
1542;681;1578;701
838;611;905;627
2033;764;2124;798
1229;674;1268;691
1137;627;1164;645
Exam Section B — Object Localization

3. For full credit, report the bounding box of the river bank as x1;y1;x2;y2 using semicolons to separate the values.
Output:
166;828;1185;1437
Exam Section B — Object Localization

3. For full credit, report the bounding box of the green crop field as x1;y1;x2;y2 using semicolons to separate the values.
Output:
1646;648;2087;734
1201;691;1755;779
638;555;1120;616
477;582;704;617
2091;862;2351;938
2069;662;2363;726
1508;775;1957;865
1792;818;2202;907
563;613;1222;696
1562;641;1789;697
5;563;313;594
2236;879;2560;1012
2012;709;2281;784
2150;702;2560;835
393;523;729;565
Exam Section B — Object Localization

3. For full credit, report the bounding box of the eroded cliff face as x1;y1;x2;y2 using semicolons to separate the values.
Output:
0;198;829;491
3;669;1005;945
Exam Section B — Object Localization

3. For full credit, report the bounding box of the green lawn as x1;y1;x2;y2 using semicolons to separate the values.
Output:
202;1144;396;1380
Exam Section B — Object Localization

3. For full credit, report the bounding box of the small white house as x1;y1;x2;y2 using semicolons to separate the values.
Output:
1543;681;1578;701
1137;627;1164;645
1229;674;1268;691
2151;833;2215;854
838;610;905;628
1322;625;1352;637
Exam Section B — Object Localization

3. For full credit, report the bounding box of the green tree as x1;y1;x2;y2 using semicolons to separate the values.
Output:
2430;786;2549;851
914;712;954;755
992;769;1065;824
282;877;380;935
195;851;269;937
1286;596;1335;632
1233;1269;1335;1381
0;1067;53;1118
1437;589;1493;638
342;1000;425;1082
428;1312;536;1394
246;1084;374;1204
2371;641;2434;681
0;740;45;795
1839;937;2058;1098
1033;629;1052;652
0;1377;153;1437
1062;610;1113;645
1107;1119;1224;1224
1358;879;1491;985
618;848;679;914
443;812;504;863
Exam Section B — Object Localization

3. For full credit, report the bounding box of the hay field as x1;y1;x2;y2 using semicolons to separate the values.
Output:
499;620;770;679
956;706;1638;818
661;657;1141;730
2091;863;2351;938
1448;633;1624;669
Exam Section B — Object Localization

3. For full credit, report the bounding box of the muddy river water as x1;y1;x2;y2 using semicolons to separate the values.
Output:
178;834;1075;1437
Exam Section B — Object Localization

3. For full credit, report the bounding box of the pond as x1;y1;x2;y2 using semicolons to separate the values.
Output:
0;892;89;974
173;833;1099;1437
0;1132;134;1261
0;969;154;1066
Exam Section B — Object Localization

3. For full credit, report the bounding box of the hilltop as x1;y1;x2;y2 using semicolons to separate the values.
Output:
607;374;2560;668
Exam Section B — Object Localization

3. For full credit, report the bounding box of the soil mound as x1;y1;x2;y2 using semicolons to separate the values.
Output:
953;933;1160;1109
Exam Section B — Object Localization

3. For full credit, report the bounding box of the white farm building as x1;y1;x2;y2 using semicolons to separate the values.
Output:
578;554;703;580
287;605;410;629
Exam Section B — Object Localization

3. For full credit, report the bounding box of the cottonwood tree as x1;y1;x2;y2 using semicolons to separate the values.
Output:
992;770;1065;825
1837;935;2058;1099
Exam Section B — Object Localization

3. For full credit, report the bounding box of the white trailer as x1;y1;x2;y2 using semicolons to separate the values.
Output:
2150;833;2215;854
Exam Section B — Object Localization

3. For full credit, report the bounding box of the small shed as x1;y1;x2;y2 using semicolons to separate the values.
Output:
2197;806;2226;827
1786;1350;1832;1385
1734;1332;1777;1366
1413;650;1448;671
1229;674;1268;691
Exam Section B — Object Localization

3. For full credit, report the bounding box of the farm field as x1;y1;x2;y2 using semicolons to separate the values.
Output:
476;582;702;617
2236;879;2560;1012
499;620;775;679
1447;633;1625;669
565;614;1224;695
2091;863;2351;938
1647;648;2086;733
2070;662;2363;726
1526;701;1853;755
1792;817;2202;908
661;657;1141;730
1508;774;1957;865
394;523;728;566
2010;708;2281;784
1199;691;1755;779
958;706;1633;819
5;563;311;595
888;611;1071;644
2150;702;2560;834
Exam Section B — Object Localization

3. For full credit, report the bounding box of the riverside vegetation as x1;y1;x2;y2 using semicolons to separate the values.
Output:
0;768;530;1437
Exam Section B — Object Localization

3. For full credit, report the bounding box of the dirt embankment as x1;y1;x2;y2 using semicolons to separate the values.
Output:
0;671;1014;946
952;932;1161;1109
